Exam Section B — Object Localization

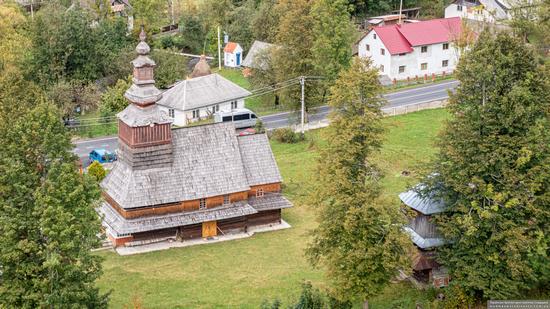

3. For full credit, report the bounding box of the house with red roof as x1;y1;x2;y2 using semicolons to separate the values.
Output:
224;42;244;68
357;17;463;81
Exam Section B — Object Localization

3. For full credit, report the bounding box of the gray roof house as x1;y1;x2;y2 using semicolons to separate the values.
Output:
158;73;251;112
99;29;291;250
242;40;279;70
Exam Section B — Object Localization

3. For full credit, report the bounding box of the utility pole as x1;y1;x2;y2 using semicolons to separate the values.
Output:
398;0;403;24
30;0;34;21
217;26;222;70
300;76;305;134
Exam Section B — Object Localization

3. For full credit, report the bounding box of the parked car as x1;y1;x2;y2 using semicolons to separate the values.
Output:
214;108;258;129
89;149;117;164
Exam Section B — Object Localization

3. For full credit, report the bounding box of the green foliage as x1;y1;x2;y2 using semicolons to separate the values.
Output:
291;282;327;309
225;0;256;51
425;32;550;300
28;3;130;84
251;0;280;42
47;79;101;117
88;161;107;182
307;58;411;303
271;128;305;144
311;0;354;83
272;0;318;111
100;76;132;116
261;298;282;309
177;13;207;53
0;88;107;307
150;50;188;89
255;119;266;134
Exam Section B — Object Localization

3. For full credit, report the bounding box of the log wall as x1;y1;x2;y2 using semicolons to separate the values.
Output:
118;121;172;149
104;190;249;219
248;183;281;197
246;209;281;226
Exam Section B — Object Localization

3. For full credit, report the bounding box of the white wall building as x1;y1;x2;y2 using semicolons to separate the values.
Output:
357;17;463;81
156;57;251;126
223;42;244;68
444;0;511;22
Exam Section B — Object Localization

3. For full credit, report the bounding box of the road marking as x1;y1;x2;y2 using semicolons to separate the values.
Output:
384;80;459;97
86;146;93;149
384;96;450;109
101;144;109;147
387;89;451;102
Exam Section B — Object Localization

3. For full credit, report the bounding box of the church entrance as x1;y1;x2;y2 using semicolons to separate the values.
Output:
202;221;217;238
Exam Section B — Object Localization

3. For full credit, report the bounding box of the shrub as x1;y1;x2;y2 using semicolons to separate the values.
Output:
254;119;266;134
271;128;304;144
87;161;106;182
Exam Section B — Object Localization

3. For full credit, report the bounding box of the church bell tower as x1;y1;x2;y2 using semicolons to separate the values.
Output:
116;28;174;169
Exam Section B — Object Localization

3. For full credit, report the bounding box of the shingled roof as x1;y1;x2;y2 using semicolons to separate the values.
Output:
157;73;251;111
238;134;283;186
101;123;283;209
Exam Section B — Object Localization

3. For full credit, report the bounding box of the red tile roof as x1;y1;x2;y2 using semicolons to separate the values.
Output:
224;42;239;53
373;17;462;55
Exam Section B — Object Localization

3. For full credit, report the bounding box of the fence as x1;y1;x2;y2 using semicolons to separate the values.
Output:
290;100;448;133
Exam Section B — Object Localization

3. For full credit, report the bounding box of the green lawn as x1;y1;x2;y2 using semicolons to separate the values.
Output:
96;108;450;308
216;68;291;116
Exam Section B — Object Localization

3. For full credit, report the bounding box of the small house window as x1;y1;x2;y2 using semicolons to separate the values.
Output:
366;44;370;51
442;60;449;67
168;109;175;118
223;195;230;205
192;109;200;119
399;66;406;73
380;65;384;72
373;33;377;39
457;5;463;11
231;101;238;109
399;53;406;56
443;43;449;50
421;46;428;53
421;63;428;70
199;198;207;209
256;188;264;198
380;48;385;55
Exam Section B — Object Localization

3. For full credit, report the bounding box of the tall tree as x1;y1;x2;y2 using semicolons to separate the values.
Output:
307;58;411;305
251;0;280;43
0;78;108;307
311;0;354;83
272;0;319;112
425;32;550;300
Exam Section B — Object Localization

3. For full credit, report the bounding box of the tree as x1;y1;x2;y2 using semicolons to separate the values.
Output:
424;32;550;300
100;76;132;116
47;80;101;117
225;0;256;51
306;58;411;304
0;3;29;73
88;161;107;182
28;2;130;85
251;0;280;43
272;0;319;112
311;0;354;83
0;96;108;307
150;50;188;89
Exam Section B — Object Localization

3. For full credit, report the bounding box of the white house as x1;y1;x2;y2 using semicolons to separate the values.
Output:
224;42;244;68
357;17;463;81
444;0;511;22
157;58;251;126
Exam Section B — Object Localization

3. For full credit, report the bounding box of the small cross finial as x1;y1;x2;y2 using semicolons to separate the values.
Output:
139;25;146;42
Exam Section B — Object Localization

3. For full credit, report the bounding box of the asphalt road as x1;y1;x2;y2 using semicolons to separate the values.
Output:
74;79;458;163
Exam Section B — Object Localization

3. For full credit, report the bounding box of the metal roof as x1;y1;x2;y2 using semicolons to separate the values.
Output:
404;227;445;249
399;188;447;215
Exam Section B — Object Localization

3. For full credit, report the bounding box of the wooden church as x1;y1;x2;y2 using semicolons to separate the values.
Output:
99;29;292;248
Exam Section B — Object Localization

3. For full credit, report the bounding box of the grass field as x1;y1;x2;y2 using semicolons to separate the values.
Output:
96;109;450;308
